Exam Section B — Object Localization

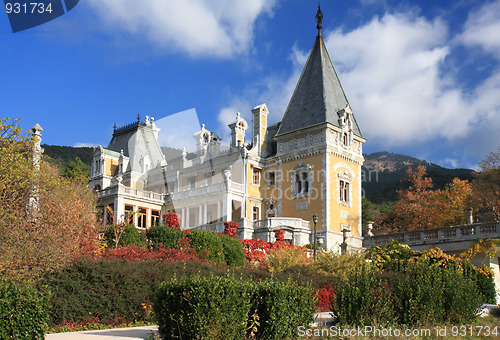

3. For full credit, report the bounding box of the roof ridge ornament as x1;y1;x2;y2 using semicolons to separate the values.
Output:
316;4;323;36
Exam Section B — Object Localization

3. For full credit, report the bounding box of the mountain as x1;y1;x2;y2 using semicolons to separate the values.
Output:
42;144;94;171
362;151;475;203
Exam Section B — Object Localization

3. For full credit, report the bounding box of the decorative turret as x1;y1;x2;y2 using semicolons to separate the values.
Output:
228;112;249;147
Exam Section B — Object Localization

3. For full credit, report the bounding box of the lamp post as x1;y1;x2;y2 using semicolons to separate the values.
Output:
312;214;318;260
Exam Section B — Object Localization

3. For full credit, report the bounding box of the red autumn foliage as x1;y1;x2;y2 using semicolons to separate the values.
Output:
240;238;294;262
163;212;181;230
311;284;336;312
275;229;285;241
224;222;239;238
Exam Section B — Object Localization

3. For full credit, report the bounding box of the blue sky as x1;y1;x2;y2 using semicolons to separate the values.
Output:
1;0;499;170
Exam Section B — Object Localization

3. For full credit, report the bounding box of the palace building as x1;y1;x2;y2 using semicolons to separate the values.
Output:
89;7;366;252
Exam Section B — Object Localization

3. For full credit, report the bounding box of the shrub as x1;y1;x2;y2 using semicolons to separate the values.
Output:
391;257;482;324
146;225;183;249
224;221;239;238
332;262;395;326
261;245;310;273
463;260;496;304
162;212;180;230
313;284;335;312
186;230;225;264
105;224;146;248
41;257;213;327
155;274;253;340
154;275;315;340
219;235;245;266
253;279;316;339
0;281;49;339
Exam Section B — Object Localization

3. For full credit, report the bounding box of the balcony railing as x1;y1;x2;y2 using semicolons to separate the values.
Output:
97;185;166;203
253;217;311;230
170;180;243;201
364;222;500;248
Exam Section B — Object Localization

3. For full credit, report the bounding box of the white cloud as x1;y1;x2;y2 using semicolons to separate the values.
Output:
322;13;476;146
86;0;277;58
459;0;500;60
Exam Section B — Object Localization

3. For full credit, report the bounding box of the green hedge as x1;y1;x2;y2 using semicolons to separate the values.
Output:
40;258;209;326
252;279;316;339
333;255;486;325
219;235;245;266
0;281;49;340
186;230;225;264
155;274;253;339
333;263;394;326
154;275;316;340
146;225;183;249
104;224;146;248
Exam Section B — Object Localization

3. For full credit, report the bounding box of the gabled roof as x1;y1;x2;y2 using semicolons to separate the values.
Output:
275;32;362;138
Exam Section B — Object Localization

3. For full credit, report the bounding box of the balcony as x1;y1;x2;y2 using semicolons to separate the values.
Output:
170;180;243;201
97;185;166;203
253;217;311;231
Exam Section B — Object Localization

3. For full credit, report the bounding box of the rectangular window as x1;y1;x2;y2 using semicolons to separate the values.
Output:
267;171;276;186
188;176;196;189
137;208;147;228
252;167;261;185
252;206;260;221
340;180;350;202
124;205;134;225
151;210;160;227
205;173;213;186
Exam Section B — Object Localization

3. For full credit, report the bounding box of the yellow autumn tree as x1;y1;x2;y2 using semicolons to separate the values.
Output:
0;118;96;280
472;147;500;221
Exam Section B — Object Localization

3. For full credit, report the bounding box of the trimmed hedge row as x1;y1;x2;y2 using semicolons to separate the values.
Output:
333;258;483;325
0;281;49;340
146;225;183;249
154;274;316;340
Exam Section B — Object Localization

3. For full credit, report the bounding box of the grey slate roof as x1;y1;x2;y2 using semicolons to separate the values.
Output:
275;34;362;138
107;123;165;173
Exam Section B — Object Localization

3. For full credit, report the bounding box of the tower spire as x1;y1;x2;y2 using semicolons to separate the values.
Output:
316;4;323;36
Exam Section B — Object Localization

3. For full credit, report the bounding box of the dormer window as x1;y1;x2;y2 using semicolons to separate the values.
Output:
343;132;349;146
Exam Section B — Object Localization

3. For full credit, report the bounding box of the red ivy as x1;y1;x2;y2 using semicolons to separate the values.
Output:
274;229;285;241
224;222;239;238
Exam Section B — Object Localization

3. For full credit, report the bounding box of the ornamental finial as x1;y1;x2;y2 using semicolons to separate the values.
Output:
316;4;323;35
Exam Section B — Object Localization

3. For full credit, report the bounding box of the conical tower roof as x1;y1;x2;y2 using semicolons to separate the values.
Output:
276;7;362;138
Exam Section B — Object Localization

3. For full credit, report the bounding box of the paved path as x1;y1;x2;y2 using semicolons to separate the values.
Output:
45;326;158;340
45;313;336;339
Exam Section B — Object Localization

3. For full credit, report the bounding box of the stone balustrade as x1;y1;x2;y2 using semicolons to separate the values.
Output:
97;185;166;203
364;222;500;248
